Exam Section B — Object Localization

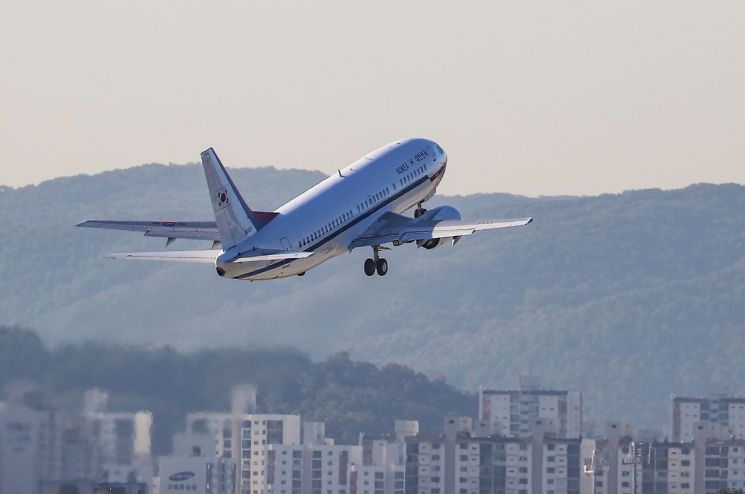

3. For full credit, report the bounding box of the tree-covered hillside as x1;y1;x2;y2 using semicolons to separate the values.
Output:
0;326;474;454
1;164;745;431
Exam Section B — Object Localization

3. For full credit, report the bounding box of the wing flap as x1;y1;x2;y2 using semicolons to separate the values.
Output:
77;220;220;241
106;250;220;263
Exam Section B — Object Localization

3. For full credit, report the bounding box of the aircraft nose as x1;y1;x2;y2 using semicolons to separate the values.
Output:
434;143;447;165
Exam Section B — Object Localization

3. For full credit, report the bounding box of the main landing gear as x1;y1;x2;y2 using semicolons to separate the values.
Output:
364;246;388;276
414;203;428;218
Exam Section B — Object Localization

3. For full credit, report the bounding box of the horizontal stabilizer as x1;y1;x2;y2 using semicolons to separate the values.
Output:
106;250;220;263
76;220;220;241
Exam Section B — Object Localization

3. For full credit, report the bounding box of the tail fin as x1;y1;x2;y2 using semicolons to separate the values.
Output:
200;148;275;249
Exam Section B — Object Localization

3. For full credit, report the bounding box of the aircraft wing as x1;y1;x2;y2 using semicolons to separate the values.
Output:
76;220;220;241
349;212;532;249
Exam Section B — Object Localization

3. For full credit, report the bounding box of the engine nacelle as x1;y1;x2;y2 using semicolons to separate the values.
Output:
417;205;462;222
415;205;462;249
417;236;460;249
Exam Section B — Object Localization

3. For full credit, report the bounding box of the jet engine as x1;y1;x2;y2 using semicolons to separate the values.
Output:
414;205;462;250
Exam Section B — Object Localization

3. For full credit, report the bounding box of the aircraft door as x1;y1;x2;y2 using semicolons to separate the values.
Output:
280;237;291;251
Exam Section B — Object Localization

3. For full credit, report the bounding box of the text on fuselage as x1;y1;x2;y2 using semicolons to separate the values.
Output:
395;148;430;175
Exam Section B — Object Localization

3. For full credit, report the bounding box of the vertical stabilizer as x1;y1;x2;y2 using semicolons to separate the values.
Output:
200;148;259;249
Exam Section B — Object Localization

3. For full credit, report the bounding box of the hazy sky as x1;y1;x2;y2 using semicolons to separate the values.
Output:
1;1;744;196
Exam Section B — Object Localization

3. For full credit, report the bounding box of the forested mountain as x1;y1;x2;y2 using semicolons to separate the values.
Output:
2;164;745;432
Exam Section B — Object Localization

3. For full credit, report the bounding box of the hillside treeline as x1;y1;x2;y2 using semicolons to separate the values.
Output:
0;326;475;454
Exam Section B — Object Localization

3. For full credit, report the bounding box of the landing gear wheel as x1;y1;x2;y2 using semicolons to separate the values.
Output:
376;258;388;276
364;258;376;276
414;207;427;218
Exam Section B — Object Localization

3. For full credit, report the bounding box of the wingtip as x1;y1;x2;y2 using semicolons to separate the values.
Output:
526;217;534;225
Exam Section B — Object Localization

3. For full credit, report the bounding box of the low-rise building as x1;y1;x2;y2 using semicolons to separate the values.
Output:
158;432;236;494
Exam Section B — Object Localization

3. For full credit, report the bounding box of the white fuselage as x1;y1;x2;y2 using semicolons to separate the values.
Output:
217;138;447;280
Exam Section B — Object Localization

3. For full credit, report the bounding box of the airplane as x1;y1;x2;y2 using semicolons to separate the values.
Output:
76;138;532;280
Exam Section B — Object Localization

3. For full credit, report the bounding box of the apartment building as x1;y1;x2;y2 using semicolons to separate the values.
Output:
671;395;745;441
0;390;152;494
185;412;301;494
404;415;581;494
635;441;696;494
588;422;638;494
479;378;582;439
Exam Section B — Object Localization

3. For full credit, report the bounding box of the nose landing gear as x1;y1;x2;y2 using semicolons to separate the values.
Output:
364;245;389;277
